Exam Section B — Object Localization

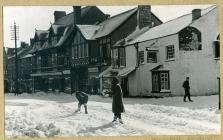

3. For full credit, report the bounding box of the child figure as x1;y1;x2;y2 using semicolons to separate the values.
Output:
75;91;88;114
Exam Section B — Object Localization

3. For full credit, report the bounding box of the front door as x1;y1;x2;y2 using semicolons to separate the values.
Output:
152;71;170;92
121;77;129;97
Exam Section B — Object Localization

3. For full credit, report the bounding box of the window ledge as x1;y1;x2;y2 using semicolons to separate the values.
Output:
160;90;171;93
140;62;146;65
165;59;175;62
147;62;157;63
214;57;220;60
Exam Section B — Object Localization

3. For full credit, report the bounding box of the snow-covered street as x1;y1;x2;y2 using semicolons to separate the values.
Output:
5;92;221;138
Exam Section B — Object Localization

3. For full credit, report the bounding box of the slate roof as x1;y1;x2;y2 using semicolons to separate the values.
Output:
75;6;162;40
38;25;74;51
51;24;66;35
35;30;49;40
8;46;33;60
76;25;100;40
93;8;138;39
128;5;217;45
54;6;95;25
55;25;74;47
74;8;138;40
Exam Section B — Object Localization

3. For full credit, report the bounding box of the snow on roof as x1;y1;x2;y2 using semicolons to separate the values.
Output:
8;46;32;60
76;25;100;40
38;41;53;51
35;30;49;41
150;65;170;71
55;25;74;47
118;66;135;77
114;26;150;47
93;8;138;39
21;54;33;59
51;24;66;35
99;66;119;78
128;5;217;45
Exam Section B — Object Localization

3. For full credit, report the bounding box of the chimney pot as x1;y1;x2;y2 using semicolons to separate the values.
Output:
192;9;201;21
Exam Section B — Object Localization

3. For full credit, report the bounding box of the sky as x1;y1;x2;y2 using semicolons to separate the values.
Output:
3;5;213;48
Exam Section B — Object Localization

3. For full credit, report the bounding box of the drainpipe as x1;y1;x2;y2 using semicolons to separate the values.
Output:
134;42;139;68
134;42;140;96
218;77;221;109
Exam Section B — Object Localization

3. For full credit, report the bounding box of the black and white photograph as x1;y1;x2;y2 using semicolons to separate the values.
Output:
3;4;221;138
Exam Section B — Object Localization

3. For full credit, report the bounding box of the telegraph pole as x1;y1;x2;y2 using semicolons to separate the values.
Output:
10;22;19;96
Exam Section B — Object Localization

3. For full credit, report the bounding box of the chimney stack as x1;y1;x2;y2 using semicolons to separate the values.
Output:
137;5;152;29
30;38;34;46
192;9;201;21
54;11;66;22
73;6;81;24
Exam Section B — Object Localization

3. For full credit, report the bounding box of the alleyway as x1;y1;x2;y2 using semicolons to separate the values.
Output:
5;93;220;137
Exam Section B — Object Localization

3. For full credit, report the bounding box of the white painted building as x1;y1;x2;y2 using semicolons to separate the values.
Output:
109;5;220;97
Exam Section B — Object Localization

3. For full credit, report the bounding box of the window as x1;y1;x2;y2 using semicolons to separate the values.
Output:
152;71;170;92
52;53;57;65
147;51;157;63
138;51;144;64
160;73;169;90
85;43;89;57
112;49;118;67
51;36;57;46
78;45;81;58
179;27;202;51
74;45;78;58
214;41;220;58
37;56;41;68
119;48;126;66
166;45;174;60
71;46;74;59
99;37;111;63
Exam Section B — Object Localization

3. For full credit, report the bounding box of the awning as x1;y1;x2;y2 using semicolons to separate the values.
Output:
150;65;170;72
99;66;119;78
31;72;62;77
118;67;136;77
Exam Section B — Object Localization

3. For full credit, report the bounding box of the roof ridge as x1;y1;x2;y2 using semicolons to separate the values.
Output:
160;5;216;25
100;7;137;24
129;5;217;44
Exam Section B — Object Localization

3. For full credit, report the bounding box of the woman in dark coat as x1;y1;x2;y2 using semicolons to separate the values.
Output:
111;77;125;124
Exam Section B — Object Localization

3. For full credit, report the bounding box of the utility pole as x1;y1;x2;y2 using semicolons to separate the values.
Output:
10;22;19;96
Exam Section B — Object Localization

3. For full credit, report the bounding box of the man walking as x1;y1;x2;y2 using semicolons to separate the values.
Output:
182;77;193;102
